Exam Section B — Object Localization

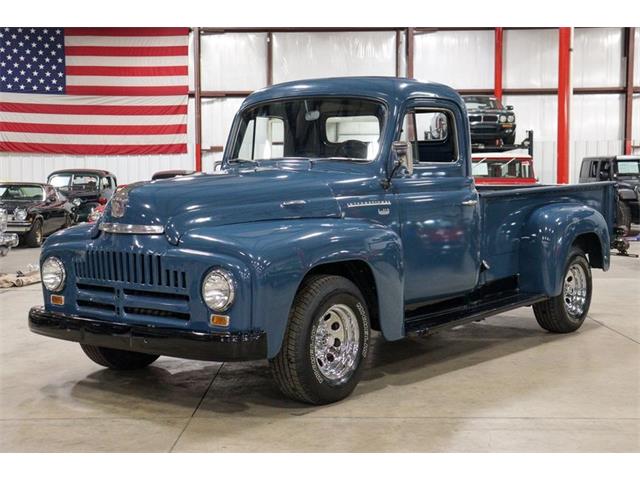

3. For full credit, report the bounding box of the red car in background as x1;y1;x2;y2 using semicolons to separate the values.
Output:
471;150;537;186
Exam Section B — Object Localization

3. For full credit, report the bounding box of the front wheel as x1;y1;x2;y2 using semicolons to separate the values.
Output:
23;219;43;247
533;247;592;333
270;275;371;405
80;344;158;370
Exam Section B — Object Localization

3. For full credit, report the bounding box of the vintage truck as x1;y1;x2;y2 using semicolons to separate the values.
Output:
29;77;616;405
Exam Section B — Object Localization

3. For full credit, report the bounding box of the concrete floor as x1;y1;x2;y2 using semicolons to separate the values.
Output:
0;244;638;452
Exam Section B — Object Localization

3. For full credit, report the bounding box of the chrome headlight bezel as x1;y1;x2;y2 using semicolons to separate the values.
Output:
507;114;515;123
72;198;82;207
42;256;66;292
499;114;508;123
14;208;28;221
201;269;235;312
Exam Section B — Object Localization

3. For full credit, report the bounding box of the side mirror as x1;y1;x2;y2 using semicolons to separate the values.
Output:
47;194;57;203
392;141;414;176
598;171;610;180
506;105;514;111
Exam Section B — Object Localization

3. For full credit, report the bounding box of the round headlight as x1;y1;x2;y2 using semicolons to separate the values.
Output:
499;114;507;123
14;208;27;221
42;256;66;292
73;198;82;207
507;114;515;122
202;269;235;311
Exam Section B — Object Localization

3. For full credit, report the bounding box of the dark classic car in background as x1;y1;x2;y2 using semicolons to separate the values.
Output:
0;182;75;247
462;95;517;146
47;169;117;222
579;155;640;234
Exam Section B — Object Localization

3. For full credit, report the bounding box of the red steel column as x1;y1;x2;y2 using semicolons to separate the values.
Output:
557;27;572;184
624;27;635;155
494;27;503;101
194;27;202;172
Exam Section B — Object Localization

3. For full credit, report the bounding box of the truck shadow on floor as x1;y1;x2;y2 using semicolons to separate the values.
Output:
68;315;600;417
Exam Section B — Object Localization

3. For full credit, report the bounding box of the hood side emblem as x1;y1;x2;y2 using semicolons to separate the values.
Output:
109;182;145;219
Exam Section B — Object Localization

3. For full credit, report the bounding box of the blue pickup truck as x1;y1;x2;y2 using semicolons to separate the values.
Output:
30;77;616;404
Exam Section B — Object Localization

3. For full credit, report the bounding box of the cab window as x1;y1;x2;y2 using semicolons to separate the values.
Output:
399;109;458;163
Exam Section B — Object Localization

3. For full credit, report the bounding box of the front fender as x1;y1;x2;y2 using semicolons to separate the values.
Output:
181;218;404;357
519;203;610;297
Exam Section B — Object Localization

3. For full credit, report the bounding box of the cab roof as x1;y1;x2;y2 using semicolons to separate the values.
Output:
242;76;464;109
48;169;114;176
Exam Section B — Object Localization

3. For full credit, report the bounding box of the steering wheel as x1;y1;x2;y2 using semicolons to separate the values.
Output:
337;140;368;159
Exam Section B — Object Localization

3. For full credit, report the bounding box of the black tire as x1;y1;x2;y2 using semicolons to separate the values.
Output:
80;344;159;370
533;247;592;333
505;132;516;146
617;201;632;235
270;275;371;405
24;219;43;247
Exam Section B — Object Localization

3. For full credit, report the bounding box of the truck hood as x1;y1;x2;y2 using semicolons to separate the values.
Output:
99;166;343;243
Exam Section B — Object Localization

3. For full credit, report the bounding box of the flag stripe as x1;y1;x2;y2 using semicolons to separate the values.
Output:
65;85;188;96
1;131;187;145
0;102;188;115
66;65;188;76
66;75;188;86
1;121;187;135
64;28;190;37
0;111;187;125
65;35;189;47
0;93;187;105
65;46;189;57
0;112;187;125
0;142;188;154
65;55;188;66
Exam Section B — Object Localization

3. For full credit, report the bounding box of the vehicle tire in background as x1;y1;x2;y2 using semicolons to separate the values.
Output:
23;219;43;247
616;201;632;235
80;344;159;370
533;247;592;333
505;132;516;145
270;275;371;405
63;213;73;228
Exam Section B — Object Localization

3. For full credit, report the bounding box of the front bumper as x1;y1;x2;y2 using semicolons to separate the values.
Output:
29;306;267;362
6;221;32;233
0;232;19;248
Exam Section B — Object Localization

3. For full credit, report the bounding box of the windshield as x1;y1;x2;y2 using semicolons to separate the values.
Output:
472;159;532;178
229;98;385;162
463;96;502;110
0;185;45;201
616;159;640;176
49;173;99;190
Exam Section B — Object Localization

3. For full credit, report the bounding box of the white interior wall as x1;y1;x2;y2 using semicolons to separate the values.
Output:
413;30;494;89
504;29;558;88
272;32;397;84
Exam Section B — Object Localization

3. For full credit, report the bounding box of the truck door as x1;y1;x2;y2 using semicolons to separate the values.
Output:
392;103;481;305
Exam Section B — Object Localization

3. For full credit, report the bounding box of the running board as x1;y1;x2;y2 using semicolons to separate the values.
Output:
404;293;547;336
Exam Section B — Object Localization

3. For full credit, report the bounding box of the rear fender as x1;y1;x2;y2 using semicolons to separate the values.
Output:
519;203;610;297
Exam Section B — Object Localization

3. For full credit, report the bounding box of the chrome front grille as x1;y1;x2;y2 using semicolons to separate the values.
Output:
73;250;187;289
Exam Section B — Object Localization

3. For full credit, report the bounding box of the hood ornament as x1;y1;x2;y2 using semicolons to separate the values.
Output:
109;182;145;219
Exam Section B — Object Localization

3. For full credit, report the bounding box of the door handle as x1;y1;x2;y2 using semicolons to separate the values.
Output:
461;199;478;206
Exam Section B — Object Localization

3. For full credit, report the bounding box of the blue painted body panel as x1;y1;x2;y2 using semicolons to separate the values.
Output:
38;77;616;360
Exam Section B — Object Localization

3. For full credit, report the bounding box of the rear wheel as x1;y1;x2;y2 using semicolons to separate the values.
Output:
617;201;632;235
80;344;159;370
533;247;592;333
270;275;371;404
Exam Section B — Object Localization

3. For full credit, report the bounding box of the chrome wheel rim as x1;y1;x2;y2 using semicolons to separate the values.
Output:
563;262;588;318
35;226;42;244
312;304;360;385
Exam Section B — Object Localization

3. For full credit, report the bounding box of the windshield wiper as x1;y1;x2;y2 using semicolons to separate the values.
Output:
229;158;259;164
311;157;371;163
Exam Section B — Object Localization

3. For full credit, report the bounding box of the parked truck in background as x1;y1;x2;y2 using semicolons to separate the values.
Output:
29;78;615;404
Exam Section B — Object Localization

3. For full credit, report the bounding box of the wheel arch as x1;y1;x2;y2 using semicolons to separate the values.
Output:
519;203;610;297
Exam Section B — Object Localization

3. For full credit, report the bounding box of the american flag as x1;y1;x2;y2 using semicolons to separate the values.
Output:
0;27;189;155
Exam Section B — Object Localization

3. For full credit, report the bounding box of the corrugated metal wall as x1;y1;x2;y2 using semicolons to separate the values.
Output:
1;28;638;184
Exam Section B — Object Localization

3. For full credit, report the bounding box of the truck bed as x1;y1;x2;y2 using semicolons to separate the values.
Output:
477;182;617;282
